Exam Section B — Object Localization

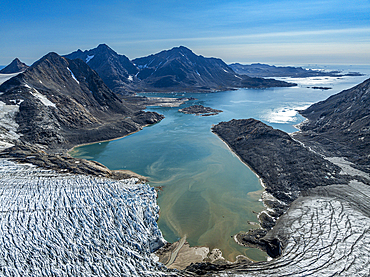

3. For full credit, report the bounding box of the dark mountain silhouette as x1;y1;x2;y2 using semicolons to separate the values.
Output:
0;58;29;74
65;45;295;94
133;46;295;91
0;52;163;150
64;44;139;94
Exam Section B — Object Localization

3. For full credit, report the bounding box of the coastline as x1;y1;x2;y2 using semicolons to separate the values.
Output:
212;131;267;190
67;122;154;154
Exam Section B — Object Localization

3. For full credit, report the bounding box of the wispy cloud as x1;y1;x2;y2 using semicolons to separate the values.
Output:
116;27;370;45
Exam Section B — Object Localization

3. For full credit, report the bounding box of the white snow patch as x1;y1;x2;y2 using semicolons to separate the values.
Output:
28;87;56;108
128;75;133;81
196;70;201;76
85;55;94;63
67;67;80;84
234;75;242;79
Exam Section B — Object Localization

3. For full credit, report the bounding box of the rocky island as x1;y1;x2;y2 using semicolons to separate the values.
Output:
179;105;223;116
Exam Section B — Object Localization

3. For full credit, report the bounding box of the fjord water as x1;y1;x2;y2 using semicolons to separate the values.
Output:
71;66;369;262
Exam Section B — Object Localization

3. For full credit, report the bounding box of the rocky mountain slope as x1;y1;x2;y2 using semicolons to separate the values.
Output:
132;46;295;92
294;78;370;172
0;58;29;74
64;44;139;94
0;52;163;151
229;63;363;78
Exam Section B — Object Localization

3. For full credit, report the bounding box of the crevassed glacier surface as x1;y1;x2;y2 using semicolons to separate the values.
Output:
0;159;173;276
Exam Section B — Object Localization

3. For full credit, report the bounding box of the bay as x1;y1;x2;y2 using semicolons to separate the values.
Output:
70;65;370;262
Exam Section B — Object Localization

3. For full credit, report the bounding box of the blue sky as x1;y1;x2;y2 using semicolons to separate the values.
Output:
1;0;370;65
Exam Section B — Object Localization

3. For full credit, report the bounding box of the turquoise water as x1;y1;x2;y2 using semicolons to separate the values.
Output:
71;66;369;261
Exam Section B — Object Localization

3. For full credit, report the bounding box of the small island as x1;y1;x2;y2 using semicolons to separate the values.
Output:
308;86;332;90
179;104;223;116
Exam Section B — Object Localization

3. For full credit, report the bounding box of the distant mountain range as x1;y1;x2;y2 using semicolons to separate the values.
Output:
0;58;29;74
64;44;295;94
229;63;363;78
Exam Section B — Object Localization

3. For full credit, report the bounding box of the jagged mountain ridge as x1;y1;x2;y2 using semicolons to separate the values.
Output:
0;52;163;150
0;58;29;74
64;45;295;94
64;44;139;94
132;46;239;91
294;78;370;171
132;46;295;91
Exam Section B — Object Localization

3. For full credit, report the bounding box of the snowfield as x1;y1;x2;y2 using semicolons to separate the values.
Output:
0;159;172;276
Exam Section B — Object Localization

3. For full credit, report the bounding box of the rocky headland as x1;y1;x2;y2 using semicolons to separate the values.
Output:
179;105;223;116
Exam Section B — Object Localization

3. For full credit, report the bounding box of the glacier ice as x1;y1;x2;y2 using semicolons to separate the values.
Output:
0;159;173;276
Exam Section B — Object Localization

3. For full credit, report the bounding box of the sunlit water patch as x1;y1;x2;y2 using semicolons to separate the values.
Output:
71;65;370;262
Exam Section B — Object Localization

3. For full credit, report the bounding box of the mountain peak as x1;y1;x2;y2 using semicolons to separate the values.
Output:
0;58;29;74
32;52;68;68
64;44;139;94
96;43;115;53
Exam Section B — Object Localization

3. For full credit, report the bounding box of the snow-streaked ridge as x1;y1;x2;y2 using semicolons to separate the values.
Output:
67;67;80;84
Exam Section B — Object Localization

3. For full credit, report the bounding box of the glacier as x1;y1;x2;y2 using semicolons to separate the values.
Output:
0;159;174;276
